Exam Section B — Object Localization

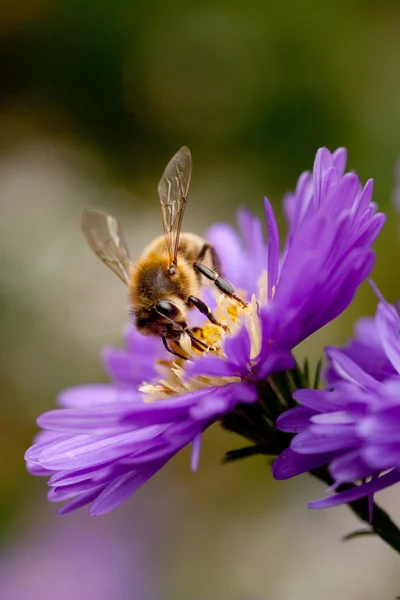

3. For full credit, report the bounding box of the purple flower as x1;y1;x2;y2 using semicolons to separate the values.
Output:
273;297;400;509
25;326;207;516
25;147;384;514
186;147;384;414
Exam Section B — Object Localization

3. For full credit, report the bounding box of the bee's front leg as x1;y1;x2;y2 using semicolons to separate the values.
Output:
187;295;230;331
192;263;248;308
196;243;221;272
162;336;190;361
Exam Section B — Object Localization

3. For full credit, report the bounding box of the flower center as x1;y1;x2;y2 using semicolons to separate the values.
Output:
139;273;267;402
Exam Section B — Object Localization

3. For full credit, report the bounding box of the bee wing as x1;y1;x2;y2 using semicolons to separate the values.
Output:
158;146;192;265
80;208;132;285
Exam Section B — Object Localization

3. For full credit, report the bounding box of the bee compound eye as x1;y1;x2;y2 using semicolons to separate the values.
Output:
154;300;178;319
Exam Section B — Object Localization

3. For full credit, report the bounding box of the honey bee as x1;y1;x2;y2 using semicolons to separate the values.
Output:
80;147;247;359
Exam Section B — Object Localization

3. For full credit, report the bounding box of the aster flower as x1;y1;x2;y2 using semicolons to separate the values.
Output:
273;296;400;510
25;147;384;515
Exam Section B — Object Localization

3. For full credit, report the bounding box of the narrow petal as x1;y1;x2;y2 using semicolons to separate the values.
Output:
293;388;343;412
223;325;251;369
332;147;347;176
189;382;257;420
272;447;332;480
206;223;244;285
264;197;279;301
376;301;400;374
326;347;380;392
357;406;400;442
49;463;113;487
308;469;400;509
351;178;374;224
38;427;166;470
102;348;149;384
57;487;104;515
37;405;135;433
329;450;371;484
89;464;167;516
362;443;400;470
313;147;331;209
237;209;268;273
276;406;316;433
57;385;136;408
186;356;236;379
191;433;202;472
291;425;358;454
311;411;355;425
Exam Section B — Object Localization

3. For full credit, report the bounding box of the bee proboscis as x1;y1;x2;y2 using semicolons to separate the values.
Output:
81;147;247;359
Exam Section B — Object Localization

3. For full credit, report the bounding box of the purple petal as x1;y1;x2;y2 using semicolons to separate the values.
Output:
223;325;251;369
237;209;268;274
362;443;400;470
327;315;396;383
102;347;159;385
332;147;347;176
189;382;257;420
358;406;400;442
352;179;374;224
191;433;202;472
57;385;137;409
49;462;114;487
308;469;400;509
57;487;104;515
276;406;316;433
256;349;296;379
37;405;135;433
109;394;196;427
291;425;358;454
313;148;332;209
272;447;332;480
206;223;244;286
311;411;355;425
348;213;385;252
187;388;231;420
38;427;167;470
376;301;400;374
326;348;380;392
293;388;344;412
123;323;163;357
25;432;68;462
186;356;235;379
26;462;53;476
89;464;167;516
264;197;279;301
329;450;371;485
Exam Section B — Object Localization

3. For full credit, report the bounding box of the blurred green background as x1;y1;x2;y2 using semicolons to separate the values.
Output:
1;1;400;598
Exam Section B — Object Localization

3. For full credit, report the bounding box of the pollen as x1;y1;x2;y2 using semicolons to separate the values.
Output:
139;277;266;403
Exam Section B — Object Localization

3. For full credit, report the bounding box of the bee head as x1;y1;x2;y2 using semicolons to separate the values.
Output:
134;298;187;338
153;300;187;338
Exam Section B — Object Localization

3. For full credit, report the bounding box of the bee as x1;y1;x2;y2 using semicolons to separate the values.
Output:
80;147;247;359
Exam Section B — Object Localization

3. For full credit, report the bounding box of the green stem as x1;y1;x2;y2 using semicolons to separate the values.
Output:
311;467;400;554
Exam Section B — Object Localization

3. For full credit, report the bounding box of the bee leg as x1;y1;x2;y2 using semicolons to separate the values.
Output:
187;295;230;332
196;243;221;272
162;336;191;361
185;328;210;350
193;262;248;308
